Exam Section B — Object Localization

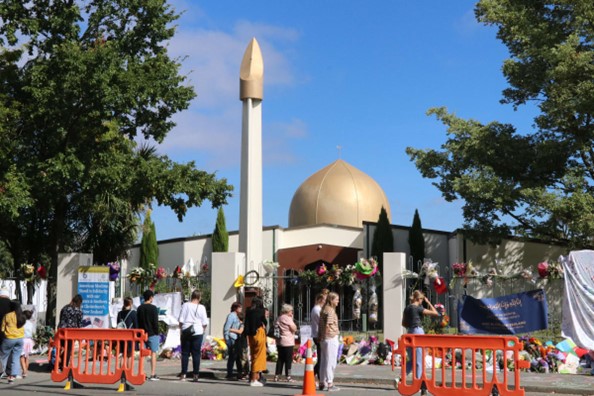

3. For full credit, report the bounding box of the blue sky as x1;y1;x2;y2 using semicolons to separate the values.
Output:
149;1;536;241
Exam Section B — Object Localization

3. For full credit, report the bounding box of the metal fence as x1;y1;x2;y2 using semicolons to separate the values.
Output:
0;277;49;325
258;271;383;334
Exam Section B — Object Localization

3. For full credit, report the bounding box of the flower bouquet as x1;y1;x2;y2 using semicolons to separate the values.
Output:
21;263;37;283
36;265;48;280
354;258;379;280
316;263;327;276
452;262;467;277
108;261;120;281
127;267;146;284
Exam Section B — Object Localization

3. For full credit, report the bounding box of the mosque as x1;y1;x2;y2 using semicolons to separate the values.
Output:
122;39;565;339
126;157;563;287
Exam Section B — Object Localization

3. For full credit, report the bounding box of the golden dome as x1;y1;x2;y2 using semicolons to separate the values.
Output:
289;159;391;228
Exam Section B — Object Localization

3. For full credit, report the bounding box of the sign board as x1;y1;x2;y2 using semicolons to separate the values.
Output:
78;266;110;328
458;289;548;334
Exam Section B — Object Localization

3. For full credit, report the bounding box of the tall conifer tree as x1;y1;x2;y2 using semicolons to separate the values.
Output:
212;207;229;252
139;210;159;270
371;206;393;270
408;209;425;275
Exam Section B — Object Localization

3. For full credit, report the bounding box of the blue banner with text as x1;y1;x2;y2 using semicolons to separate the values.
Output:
458;289;548;334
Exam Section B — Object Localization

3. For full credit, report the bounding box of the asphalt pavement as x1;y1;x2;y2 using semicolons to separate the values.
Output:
0;356;592;395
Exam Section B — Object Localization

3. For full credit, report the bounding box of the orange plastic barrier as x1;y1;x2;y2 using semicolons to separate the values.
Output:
50;328;150;392
393;334;530;396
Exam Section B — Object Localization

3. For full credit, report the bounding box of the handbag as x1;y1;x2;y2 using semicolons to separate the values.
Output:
182;325;195;338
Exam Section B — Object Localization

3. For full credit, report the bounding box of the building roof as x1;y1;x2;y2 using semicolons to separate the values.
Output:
288;159;391;228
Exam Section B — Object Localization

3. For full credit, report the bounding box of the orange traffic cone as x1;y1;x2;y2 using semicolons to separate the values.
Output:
295;339;323;396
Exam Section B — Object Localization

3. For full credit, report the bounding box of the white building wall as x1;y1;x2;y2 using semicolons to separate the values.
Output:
279;225;363;249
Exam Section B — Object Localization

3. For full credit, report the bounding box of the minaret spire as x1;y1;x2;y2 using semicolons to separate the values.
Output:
238;38;264;273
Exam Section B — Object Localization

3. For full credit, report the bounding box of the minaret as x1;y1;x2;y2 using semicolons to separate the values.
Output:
239;38;263;272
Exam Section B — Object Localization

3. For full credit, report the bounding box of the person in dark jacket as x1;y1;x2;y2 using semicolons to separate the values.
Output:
57;294;83;371
137;290;160;381
243;297;267;387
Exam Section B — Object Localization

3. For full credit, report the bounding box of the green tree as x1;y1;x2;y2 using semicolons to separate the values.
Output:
0;0;233;323
139;210;159;270
212;207;229;252
0;240;14;279
408;209;425;275
407;1;594;248
371;206;393;270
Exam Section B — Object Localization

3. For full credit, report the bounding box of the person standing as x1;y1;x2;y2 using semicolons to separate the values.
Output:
273;303;297;382
319;292;340;392
0;301;26;383
116;297;138;368
399;290;438;395
178;290;208;382
20;310;35;378
310;291;327;386
0;288;11;376
243;297;267;387
223;301;244;380
57;294;83;371
137;290;160;381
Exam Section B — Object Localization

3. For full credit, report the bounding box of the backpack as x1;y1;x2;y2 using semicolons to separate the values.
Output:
117;310;133;329
401;306;411;328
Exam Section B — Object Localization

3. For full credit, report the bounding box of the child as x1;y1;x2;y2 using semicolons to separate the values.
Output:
20;310;35;378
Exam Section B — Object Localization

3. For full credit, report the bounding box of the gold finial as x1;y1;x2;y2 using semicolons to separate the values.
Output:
240;38;264;100
336;145;342;159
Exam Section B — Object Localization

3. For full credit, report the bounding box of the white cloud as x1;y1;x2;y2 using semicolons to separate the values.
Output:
159;4;305;169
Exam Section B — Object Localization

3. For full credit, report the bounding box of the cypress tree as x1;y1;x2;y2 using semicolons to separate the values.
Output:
371;206;394;270
212;207;229;252
408;209;425;275
139;210;159;270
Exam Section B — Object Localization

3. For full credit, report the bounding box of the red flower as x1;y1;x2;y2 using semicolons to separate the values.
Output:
537;262;549;278
36;265;47;280
433;277;447;294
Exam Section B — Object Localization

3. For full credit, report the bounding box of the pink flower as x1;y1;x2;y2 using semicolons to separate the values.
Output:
316;263;327;276
537;262;549;278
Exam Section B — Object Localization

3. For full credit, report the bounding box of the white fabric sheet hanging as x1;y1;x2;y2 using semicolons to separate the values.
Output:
561;250;594;349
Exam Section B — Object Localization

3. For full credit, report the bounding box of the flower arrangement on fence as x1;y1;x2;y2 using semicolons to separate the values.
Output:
449;257;565;290
172;265;184;280
298;259;378;287
20;263;46;283
127;263;167;290
108;261;120;281
537;260;564;279
21;263;36;282
127;267;146;284
354;258;379;280
37;265;47;280
452;262;467;276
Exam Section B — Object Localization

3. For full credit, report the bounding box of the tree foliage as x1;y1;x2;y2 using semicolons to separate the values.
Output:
212;207;229;252
371;206;394;269
0;0;233;322
139;211;159;270
408;209;425;274
407;1;594;248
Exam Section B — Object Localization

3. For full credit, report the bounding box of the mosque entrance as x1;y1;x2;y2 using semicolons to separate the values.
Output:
262;267;383;335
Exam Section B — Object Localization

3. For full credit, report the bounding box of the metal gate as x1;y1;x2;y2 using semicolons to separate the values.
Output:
258;270;384;334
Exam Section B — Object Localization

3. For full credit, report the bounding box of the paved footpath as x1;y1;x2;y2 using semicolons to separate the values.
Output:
1;357;592;395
